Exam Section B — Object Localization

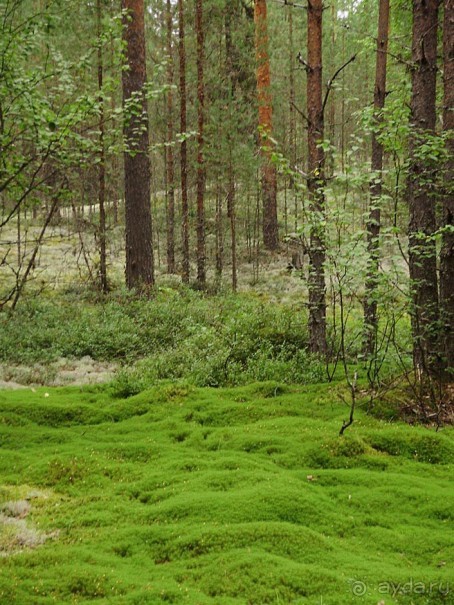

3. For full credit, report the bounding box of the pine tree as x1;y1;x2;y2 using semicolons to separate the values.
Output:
307;0;327;355
121;0;154;290
407;0;440;373
195;0;206;287
440;0;454;376
165;0;176;274
254;0;279;251
364;0;390;355
178;0;190;283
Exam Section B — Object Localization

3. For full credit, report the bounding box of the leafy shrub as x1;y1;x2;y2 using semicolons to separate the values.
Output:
0;290;324;392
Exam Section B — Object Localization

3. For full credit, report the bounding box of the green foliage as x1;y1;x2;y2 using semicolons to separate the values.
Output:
0;292;327;389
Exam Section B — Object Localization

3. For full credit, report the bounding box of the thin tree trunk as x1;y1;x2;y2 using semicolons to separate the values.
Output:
178;0;190;283
121;0;154;291
440;0;454;377
215;183;223;280
228;152;237;292
340;24;345;173
11;194;60;311
288;0;296;183
363;0;390;355
195;0;206;287
254;0;279;251
165;0;176;274
97;0;108;293
328;0;336;177
407;0;440;374
307;0;327;356
225;3;237;291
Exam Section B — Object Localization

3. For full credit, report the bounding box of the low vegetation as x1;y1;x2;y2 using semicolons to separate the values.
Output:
0;291;324;390
0;381;452;604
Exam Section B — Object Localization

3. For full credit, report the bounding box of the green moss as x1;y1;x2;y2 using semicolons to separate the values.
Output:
0;382;452;604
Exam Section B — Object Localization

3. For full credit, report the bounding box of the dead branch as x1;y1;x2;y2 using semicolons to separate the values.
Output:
322;54;357;117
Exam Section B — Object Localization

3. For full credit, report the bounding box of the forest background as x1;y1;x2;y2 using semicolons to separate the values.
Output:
0;0;453;413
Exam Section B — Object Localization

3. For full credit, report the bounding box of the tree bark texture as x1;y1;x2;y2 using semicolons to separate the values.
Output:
441;0;454;376
195;0;206;287
307;0;327;355
121;0;154;290
178;0;190;283
364;0;390;355
165;0;176;274
254;0;279;251
225;3;237;291
97;0;108;293
408;0;440;373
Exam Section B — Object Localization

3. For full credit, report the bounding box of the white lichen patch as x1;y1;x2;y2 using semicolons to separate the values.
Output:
0;487;59;556
0;357;117;388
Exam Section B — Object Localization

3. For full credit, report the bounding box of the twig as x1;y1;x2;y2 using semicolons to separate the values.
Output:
290;101;309;124
339;371;358;436
272;0;307;8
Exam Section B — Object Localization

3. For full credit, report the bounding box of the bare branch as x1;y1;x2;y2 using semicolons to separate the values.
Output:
322;54;356;117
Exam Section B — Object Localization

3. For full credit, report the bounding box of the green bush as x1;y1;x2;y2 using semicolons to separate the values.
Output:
1;291;327;391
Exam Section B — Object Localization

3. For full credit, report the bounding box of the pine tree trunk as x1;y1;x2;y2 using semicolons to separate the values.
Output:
307;0;327;356
178;0;190;283
225;3;237;291
121;0;154;291
254;0;279;251
328;1;336;177
408;0;440;374
97;0;108;294
363;0;390;355
215;184;223;280
165;0;176;274
195;0;206;287
288;1;296;185
440;0;454;377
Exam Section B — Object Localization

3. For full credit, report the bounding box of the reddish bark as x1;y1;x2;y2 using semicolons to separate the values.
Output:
254;0;279;251
307;0;327;355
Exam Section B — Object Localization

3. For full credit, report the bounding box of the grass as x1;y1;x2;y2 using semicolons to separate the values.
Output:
0;380;452;604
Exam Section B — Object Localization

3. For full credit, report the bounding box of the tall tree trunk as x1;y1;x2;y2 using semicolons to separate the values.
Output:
440;0;454;377
195;0;206;287
178;0;190;283
165;0;176;274
307;0;327;356
288;0;296;184
363;0;390;355
328;0;336;177
254;0;279;251
121;0;154;290
225;3;237;291
97;0;108;294
407;0;440;374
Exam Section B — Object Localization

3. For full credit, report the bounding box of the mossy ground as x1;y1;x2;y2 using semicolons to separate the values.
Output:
0;381;452;604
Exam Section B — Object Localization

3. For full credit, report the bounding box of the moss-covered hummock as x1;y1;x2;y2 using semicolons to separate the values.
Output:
0;381;452;604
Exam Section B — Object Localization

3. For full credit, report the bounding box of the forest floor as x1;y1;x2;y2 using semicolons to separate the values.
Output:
0;381;452;604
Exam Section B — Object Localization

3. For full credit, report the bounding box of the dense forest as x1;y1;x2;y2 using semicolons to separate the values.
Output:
0;2;453;602
1;0;453;389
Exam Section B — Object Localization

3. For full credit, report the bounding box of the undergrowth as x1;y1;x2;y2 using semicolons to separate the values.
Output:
0;289;410;391
0;291;324;389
